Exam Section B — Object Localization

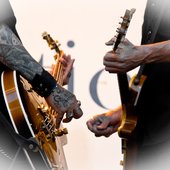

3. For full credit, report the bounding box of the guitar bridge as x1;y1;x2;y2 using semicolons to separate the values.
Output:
37;104;68;138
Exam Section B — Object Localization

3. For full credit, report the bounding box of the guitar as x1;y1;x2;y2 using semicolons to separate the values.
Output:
112;9;147;170
1;33;68;170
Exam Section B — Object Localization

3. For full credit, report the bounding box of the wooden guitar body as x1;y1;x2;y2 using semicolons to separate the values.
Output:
118;74;147;139
118;74;147;170
1;70;68;170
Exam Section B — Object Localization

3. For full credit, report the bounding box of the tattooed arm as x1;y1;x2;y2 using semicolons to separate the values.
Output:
0;24;83;127
0;24;43;80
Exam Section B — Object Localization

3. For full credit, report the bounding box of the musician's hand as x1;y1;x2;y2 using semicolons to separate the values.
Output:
46;85;83;128
86;106;122;137
60;54;75;85
104;38;145;73
50;54;74;85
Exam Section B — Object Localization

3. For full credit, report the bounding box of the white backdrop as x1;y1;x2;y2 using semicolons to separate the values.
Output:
10;0;147;170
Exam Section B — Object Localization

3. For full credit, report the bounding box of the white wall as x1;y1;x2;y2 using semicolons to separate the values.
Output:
10;0;147;170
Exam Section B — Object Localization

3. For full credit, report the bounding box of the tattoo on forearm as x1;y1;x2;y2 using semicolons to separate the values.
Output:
51;85;75;110
0;24;42;81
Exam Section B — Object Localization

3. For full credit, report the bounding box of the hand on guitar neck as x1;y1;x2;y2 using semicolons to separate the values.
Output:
104;37;145;73
50;54;75;85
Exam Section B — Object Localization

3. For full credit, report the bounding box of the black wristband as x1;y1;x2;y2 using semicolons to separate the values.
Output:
30;69;57;98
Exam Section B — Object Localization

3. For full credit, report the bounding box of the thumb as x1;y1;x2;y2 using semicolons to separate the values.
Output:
96;120;110;130
105;37;116;46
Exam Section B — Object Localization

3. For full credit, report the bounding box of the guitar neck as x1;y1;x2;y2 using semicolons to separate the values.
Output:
114;8;136;107
52;54;64;86
42;32;64;86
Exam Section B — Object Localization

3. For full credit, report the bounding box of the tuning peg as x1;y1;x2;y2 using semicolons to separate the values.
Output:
116;27;120;32
42;31;49;39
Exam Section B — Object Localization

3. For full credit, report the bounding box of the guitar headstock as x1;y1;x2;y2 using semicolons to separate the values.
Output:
113;8;136;51
42;32;64;82
42;32;61;55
